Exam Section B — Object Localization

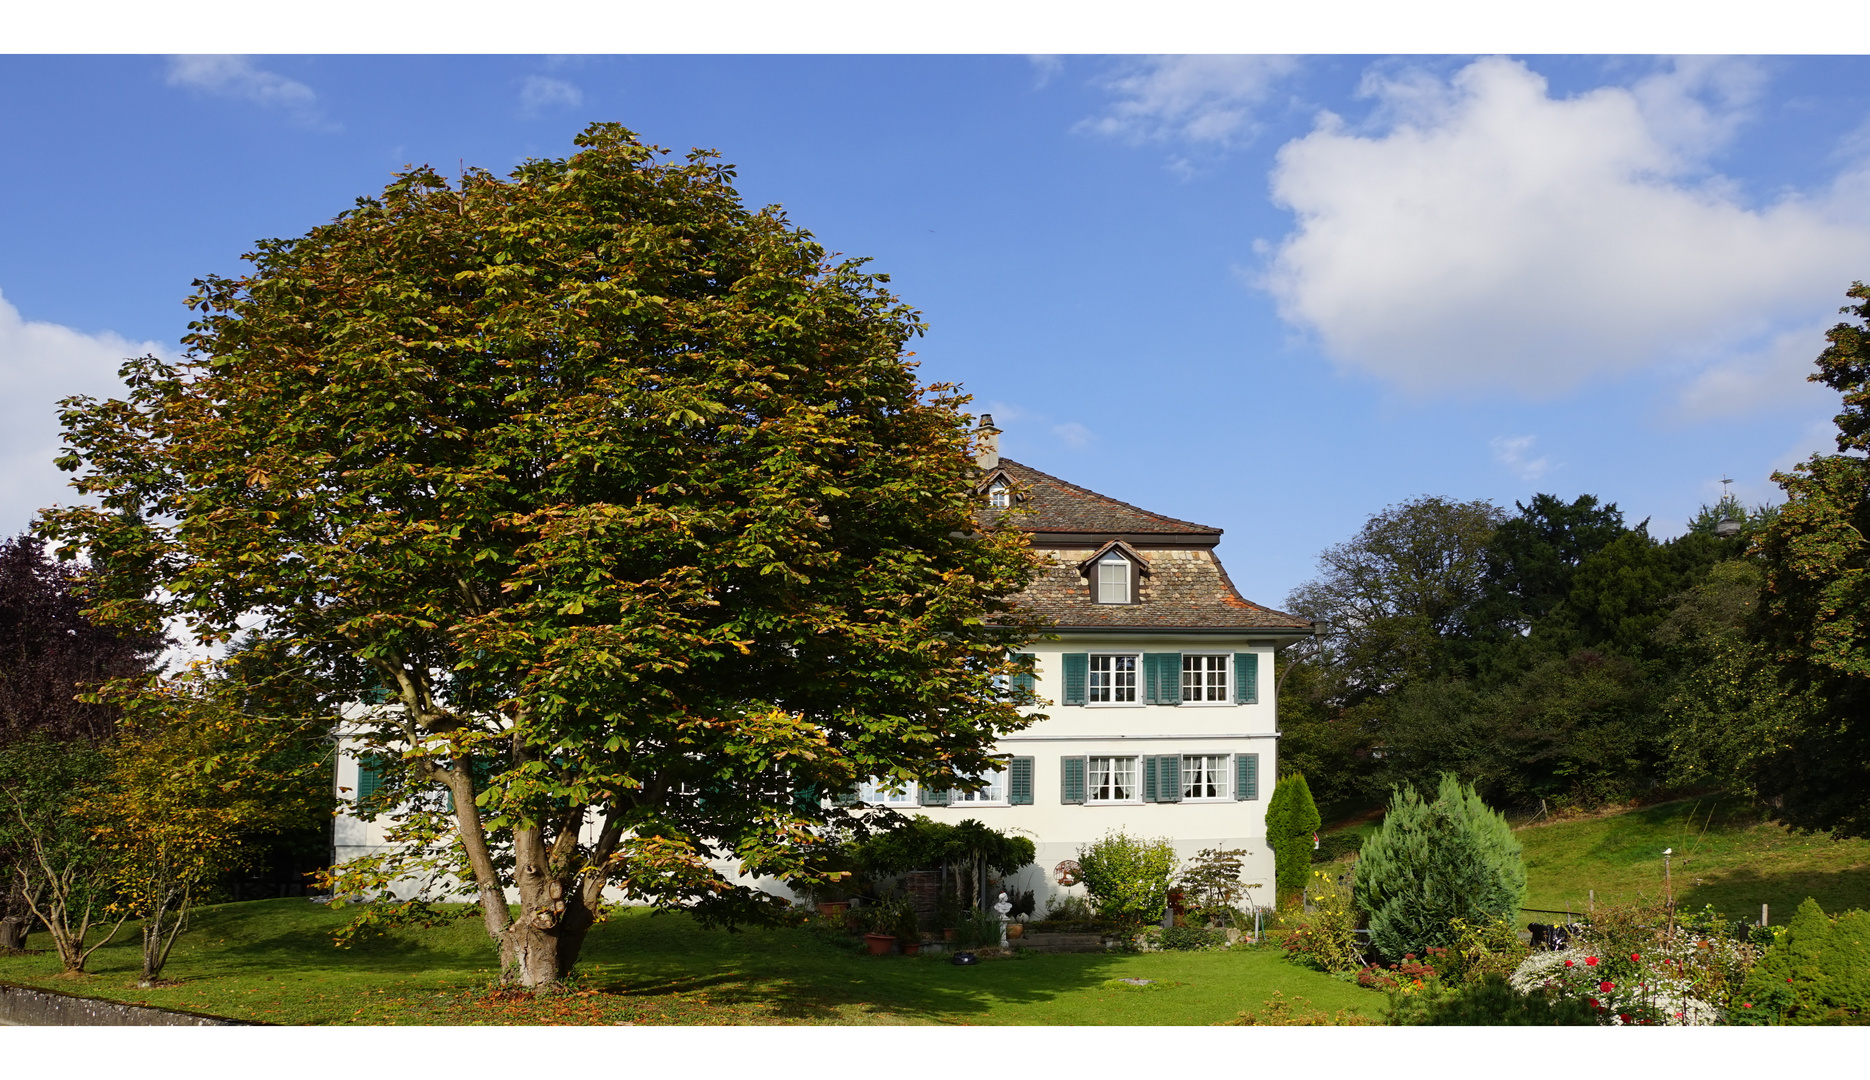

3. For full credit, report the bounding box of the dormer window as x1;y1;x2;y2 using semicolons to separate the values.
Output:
1079;540;1147;605
1096;552;1131;604
989;484;1010;510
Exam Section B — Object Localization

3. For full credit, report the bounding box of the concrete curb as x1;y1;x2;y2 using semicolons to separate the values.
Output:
0;979;259;1026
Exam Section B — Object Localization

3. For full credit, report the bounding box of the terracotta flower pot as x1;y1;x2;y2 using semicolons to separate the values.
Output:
863;933;897;956
901;942;922;956
1006;923;1024;940
817;900;851;918
942;928;957;941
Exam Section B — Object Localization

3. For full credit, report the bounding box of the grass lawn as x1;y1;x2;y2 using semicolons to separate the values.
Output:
0;899;1383;1025
1514;795;1870;922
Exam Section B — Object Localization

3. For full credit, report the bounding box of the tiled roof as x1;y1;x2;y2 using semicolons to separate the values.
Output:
977;459;1221;536
1012;546;1313;631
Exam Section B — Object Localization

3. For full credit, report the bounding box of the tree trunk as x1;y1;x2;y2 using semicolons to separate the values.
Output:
1;872;30;950
497;827;598;986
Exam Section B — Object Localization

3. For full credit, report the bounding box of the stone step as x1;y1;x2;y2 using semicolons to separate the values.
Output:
1016;933;1113;953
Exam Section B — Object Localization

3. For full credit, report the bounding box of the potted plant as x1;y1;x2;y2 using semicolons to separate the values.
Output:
894;901;923;956
1005;888;1035;939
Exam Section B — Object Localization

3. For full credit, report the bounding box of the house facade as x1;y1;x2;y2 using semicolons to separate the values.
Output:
871;420;1316;914
330;419;1318;915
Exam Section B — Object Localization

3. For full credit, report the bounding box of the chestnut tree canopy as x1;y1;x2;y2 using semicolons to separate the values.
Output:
43;124;1042;985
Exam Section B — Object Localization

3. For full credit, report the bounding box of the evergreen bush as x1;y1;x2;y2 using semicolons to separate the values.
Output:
1264;773;1320;896
1740;898;1870;1023
1353;773;1525;963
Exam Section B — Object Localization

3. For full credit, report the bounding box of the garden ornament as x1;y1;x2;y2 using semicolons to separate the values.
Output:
993;891;1013;947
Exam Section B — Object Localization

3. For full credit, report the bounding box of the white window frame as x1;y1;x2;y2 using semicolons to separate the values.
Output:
1180;753;1233;801
988;484;1010;510
1180;652;1232;706
1087;652;1141;707
1094;552;1132;605
1086;755;1141;804
856;778;920;807
950;765;1008;806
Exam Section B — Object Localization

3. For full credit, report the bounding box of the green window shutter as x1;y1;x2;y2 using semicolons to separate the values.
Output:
1008;757;1035;805
1236;753;1260;801
1013;653;1037;699
1060;756;1086;804
356;755;385;802
1062;653;1088;705
1158;653;1184;704
1234;652;1258;704
1157;755;1183;802
835;785;861;807
1142;654;1170;704
1142;755;1158;802
919;782;951;807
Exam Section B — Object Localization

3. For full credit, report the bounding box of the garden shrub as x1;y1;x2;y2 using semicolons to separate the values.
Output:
1264;774;1320;896
1176;846;1254;927
1739;898;1870;1023
1158;926;1227;951
1075;831;1177;930
1353;773;1525;963
1388;973;1599;1026
1279;869;1364;973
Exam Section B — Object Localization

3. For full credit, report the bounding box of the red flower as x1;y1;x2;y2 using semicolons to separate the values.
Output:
1619;1014;1631;1023
1743;1003;1753;1008
1585;956;1599;966
1630;952;1641;962
1588;998;1600;1009
1599;981;1615;992
1564;960;1575;967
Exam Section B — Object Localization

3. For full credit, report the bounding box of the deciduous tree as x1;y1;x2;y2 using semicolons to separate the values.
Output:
43;124;1042;986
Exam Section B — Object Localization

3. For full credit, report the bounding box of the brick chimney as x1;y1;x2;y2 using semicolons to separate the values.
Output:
976;414;1000;471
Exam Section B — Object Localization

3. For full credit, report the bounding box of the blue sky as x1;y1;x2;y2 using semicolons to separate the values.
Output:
3;53;1868;609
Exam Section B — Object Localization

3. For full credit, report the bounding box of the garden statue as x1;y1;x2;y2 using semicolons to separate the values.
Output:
993;891;1013;947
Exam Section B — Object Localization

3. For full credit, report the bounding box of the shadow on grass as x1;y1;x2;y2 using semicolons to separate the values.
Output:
1680;863;1870;918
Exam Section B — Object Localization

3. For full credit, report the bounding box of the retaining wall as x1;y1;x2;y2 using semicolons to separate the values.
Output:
0;980;255;1026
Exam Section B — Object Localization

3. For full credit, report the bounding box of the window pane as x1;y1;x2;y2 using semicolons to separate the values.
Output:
1097;558;1129;604
955;768;1005;803
1090;654;1111;702
1112;655;1136;703
1181;755;1227;799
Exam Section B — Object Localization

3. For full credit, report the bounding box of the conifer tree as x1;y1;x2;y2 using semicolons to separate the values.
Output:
1353;773;1524;961
1264;773;1320;895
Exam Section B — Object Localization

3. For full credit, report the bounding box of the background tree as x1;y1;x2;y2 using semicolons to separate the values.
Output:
1285;496;1504;704
80;666;332;986
0;736;122;971
1353;773;1525;963
43;124;1042;987
0;534;158;950
1742;283;1870;837
1263;772;1320;899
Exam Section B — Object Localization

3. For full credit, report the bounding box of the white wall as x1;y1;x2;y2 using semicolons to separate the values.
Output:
328;634;1283;909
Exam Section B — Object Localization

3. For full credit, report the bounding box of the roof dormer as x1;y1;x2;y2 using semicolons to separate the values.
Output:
1078;539;1150;605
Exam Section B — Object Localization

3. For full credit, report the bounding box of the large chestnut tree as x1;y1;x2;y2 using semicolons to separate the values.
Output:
43;124;1041;986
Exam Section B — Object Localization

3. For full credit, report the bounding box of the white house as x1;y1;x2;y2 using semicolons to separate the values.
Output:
879;421;1317;914
331;420;1318;915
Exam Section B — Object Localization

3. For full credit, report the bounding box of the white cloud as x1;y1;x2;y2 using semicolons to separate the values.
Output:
1029;55;1064;89
1051;422;1095;449
519;75;583;115
0;289;165;535
1489;434;1555;483
1080;55;1301;148
1263;57;1870;400
1675;322;1835;420
165;55;332;129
